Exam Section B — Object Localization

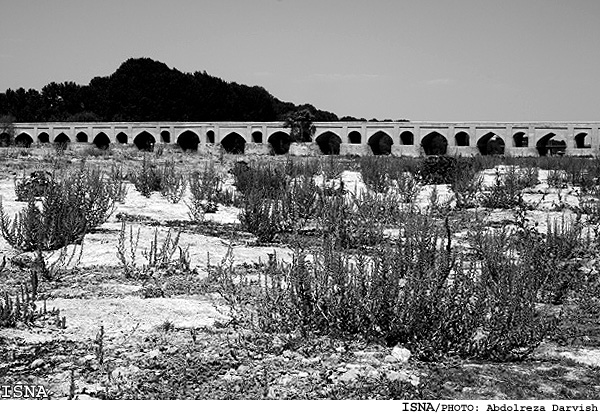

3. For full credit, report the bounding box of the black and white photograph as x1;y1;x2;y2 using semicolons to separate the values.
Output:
0;0;599;404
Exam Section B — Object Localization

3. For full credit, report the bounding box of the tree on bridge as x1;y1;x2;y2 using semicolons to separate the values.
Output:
0;115;15;147
283;109;316;142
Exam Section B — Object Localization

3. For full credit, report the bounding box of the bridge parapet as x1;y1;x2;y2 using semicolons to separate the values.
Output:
9;121;600;157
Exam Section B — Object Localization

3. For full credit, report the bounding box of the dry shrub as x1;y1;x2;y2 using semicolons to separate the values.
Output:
0;166;117;251
215;211;557;362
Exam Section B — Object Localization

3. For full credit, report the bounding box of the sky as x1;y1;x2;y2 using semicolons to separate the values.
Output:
1;0;600;122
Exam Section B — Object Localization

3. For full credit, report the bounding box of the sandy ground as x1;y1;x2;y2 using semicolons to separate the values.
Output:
0;163;598;371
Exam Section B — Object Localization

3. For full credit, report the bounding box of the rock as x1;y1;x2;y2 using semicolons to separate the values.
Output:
384;355;397;364
222;373;242;382
112;365;140;379
236;364;250;374
386;370;420;386
279;375;294;386
146;349;161;359
77;354;96;365
386;370;409;382
339;368;360;382
391;345;411;363
30;358;45;369
76;394;100;400
365;367;380;379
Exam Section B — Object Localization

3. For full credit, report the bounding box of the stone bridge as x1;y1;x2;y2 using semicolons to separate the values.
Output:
8;121;600;157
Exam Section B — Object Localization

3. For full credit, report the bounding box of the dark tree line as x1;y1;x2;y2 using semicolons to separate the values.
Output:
0;58;341;123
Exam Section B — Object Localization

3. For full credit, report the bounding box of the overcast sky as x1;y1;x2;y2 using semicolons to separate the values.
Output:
1;0;600;121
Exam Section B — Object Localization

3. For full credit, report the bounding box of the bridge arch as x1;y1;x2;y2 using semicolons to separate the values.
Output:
54;132;70;150
368;131;393;155
400;131;414;145
161;130;171;143
268;131;291;155
513;131;528;147
76;131;88;142
116;132;128;144
15;132;33;147
38;132;50;143
252;130;263;143
536;133;566;156
421;131;448;155
315;131;342;155
574;132;589;149
477;132;505;155
93;132;110;150
221;132;246;154
455;131;470;146
134;131;156;151
177;130;200;151
348;131;362;144
206;130;215;144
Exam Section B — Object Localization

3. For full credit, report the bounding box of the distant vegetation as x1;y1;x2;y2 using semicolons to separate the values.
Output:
0;57;350;123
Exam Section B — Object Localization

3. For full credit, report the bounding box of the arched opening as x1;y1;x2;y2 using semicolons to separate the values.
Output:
116;132;128;144
268;131;292;155
177;130;200;152
455;131;470;146
477;132;505;155
513;132;528;147
221;132;246;154
574;132;589;149
76;132;88;143
134;131;155;151
252;131;263;143
54;132;70;150
400;131;414;145
161;130;171;143
421;132;448;155
38;132;50;143
15;132;33;148
316;131;342;155
206;130;215;144
537;133;566;156
348;131;362;144
93;132;110;150
368;131;393;155
0;132;11;147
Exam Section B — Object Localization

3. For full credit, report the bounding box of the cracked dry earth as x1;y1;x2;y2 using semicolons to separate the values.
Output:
0;157;599;399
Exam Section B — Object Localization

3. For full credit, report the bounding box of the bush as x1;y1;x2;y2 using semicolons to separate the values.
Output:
238;190;286;243
480;167;525;209
14;171;53;201
231;161;287;199
418;156;460;185
187;162;223;222
360;156;391;193
0;167;117;251
215;211;557;362
450;163;483;209
130;156;162;197
158;158;187;203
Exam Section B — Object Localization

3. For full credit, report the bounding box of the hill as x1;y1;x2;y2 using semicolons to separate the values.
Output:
0;57;342;123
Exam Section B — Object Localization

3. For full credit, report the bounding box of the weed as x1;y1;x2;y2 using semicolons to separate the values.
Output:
359;156;391;193
187;162;223;221
158;158;187;203
130;156;162;197
480;167;525;209
1;166;115;252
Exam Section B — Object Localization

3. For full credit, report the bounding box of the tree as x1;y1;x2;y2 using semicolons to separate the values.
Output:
0;115;15;147
283;109;316;142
